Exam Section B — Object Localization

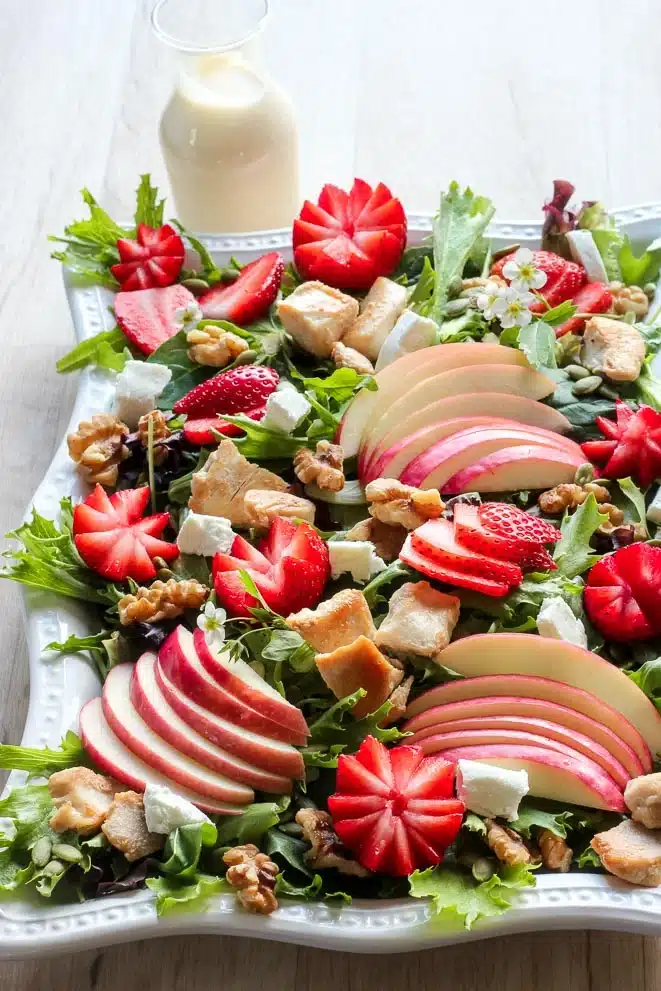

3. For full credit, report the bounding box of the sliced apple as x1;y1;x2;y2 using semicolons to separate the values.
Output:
399;425;581;490
193;628;308;740
155;659;304;779
407;718;630;788
131;653;292;794
363;394;572;480
411;520;523;585
400;534;510;597
103;664;255;805
443;444;584;494
338;342;533;457
361;365;556;467
435;744;626;811
430;634;661;762
402;693;644;779
159;626;308;746
79;696;244;815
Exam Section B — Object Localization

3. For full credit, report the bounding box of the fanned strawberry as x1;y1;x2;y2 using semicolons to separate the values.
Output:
581;400;661;488
73;484;178;582
478;503;561;545
183;405;267;446
111;223;185;291
411;519;523;586
554;282;613;337
584;544;661;642
173;365;279;418
293;179;407;290
400;534;510;597
328;736;464;876
453;502;557;570
114;284;196;355
213;518;329;617
198;253;284;325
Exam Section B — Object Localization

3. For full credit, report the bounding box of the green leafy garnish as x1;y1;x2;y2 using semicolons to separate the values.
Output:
297;367;376;404
56;327;129;374
619;236;661;287
265;828;313;879
628;657;661;713
408;862;536;930
513;321;557;371
160;821;217;879
218;415;311;459
362;560;413;609
215;798;290;846
146;874;229;916
275;873;322;900
134;174;165;228
539;300;578;327
0;731;86;775
553;494;609;577
511;799;620;840
618;477;648;536
307;690;407;752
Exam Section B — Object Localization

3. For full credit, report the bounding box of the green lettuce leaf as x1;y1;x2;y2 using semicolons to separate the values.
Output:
576;846;602;869
515;322;557;371
628;657;661;713
539;300;578;327
307;690;407;752
265;828;313;878
275;872;322;900
45;631;116;681
409;862;536;930
146;874;229;916
362;560;414;609
0;731;86;775
56;327;129;374
160;821;218;879
0;784;55;849
218;415;312;459
511;799;621;840
0;852;34;893
134;174;165;228
618;477;648;535
619;236;661;287
215;797;290;846
553;494;609;577
591;229;625;282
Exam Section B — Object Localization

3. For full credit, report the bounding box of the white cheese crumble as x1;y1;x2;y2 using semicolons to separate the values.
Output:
456;760;529;821
536;597;588;649
143;783;210;835
115;360;172;429
327;540;387;583
177;513;235;557
261;387;311;433
375;309;438;371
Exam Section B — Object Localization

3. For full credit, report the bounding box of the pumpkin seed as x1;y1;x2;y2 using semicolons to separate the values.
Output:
574;463;594;486
31;837;52;867
52;843;83;864
444;298;470;317
598;384;620;400
180;278;210;296
572;375;603;396
42;860;66;877
566;364;590;380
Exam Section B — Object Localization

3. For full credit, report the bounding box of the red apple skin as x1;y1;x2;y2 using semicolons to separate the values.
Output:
400;425;583;489
159;627;308;746
193;628;309;740
131;653;292;794
436;743;626;812
403;694;644;779
79;697;243;815
155;657;304;779
407;720;630;789
103;665;254;805
443;444;583;494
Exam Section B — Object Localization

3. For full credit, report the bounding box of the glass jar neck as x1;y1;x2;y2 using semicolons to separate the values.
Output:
151;0;268;55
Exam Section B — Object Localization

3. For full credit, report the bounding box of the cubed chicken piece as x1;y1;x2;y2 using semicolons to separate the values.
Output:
581;315;646;382
625;772;661;829
244;489;316;529
315;636;403;718
101;791;165;862
381;674;415;726
591;819;661;886
342;278;408;361
276;282;359;359
48;766;120;835
189;439;287;528
286;588;376;653
374;581;460;662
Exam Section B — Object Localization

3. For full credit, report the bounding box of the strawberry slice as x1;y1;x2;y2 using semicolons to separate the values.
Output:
293;179;407;290
174;365;279;419
114;284;196;356
328;736;464;876
492;249;586;311
111;223;185;291
453;502;557;570
182;405;267;446
212;518;329;617
411;519;523;586
584;544;661;642
198;253;284;325
73;484;178;582
400;534;511;597
478;503;561;545
581;400;661;488
554;282;614;337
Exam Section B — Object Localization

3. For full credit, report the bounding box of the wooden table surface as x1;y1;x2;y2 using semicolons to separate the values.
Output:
2;0;661;985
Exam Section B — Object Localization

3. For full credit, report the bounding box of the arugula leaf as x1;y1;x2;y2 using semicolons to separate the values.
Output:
408;862;536;930
265;829;313;879
628;658;661;713
219;415;311;459
297;367;376;404
362;560;413;609
426;183;495;326
261;629;316;672
0;731;86;775
515;322;557;371
553;494;609;577
134;174;165;228
307;690;407;752
46;631;115;681
172;221;222;285
160;821;217;879
146;873;229;916
56;327;129;374
576;846;602;869
539;300;578;327
392;244;434;282
215;798;290;845
618;477;648;536
275;872;322;900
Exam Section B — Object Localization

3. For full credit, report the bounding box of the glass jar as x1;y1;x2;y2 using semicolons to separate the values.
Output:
152;0;300;232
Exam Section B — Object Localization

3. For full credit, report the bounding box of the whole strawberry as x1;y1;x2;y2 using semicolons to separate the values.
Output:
173;365;279;418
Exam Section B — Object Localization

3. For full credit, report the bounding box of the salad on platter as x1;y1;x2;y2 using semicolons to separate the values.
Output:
4;176;661;931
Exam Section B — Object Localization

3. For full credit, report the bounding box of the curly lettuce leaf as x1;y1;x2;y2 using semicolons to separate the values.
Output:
0;784;55;849
134;174;165;229
56;327;129;374
0;731;86;775
146;874;229;916
409;862;536;930
307;690;407;752
553;494;609;577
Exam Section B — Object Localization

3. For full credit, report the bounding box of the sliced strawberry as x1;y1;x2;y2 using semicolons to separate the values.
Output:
518;545;557;571
73;484;178;583
198;252;284;325
114;284;196;356
581;400;661;488
411;519;523;586
581;439;618;462
182;404;267;446
399;535;511;597
212;520;329;617
492;249;580;294
293;179;407;290
328;737;464;877
453;503;556;572
584;544;661;642
555;282;613;337
541;261;587;308
111;223;185;292
174;365;279;418
478;503;561;544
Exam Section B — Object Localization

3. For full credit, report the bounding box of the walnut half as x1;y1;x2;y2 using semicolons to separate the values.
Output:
296;809;370;877
118;578;208;625
223;844;279;914
365;478;444;530
67;414;129;487
294;440;345;491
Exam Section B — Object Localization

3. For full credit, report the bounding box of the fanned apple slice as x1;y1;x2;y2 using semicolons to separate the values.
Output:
443;444;584;494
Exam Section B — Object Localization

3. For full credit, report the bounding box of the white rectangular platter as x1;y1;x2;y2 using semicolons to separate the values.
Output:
3;205;661;959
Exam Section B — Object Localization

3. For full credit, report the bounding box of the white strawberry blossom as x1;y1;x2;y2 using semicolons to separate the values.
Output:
502;248;548;293
197;600;227;650
499;287;535;329
476;281;508;320
175;301;203;332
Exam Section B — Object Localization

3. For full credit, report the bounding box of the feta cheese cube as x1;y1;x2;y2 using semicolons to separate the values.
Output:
647;487;661;525
261;388;311;434
537;597;588;649
276;281;359;358
456;760;529;821
115;360;172;429
143;783;210;835
327;540;387;583
343;278;408;361
375;309;438;371
177;512;235;557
